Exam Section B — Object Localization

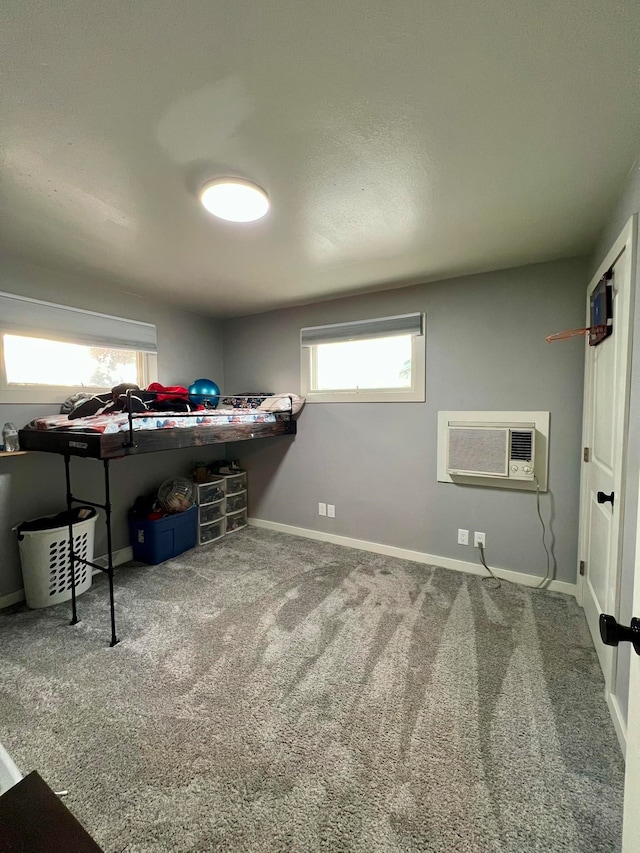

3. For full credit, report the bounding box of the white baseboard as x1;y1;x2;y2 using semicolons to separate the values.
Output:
248;518;577;597
0;590;26;610
91;545;133;574
606;690;627;757
0;545;134;610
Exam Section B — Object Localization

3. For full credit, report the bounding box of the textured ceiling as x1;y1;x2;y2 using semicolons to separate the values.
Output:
1;1;639;316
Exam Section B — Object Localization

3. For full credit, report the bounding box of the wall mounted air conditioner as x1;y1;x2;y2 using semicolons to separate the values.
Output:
446;423;535;481
437;411;549;491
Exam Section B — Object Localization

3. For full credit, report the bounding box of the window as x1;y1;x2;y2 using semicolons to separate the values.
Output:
0;291;158;403
301;313;425;402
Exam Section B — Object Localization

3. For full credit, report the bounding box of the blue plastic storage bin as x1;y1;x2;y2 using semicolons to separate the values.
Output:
129;506;198;565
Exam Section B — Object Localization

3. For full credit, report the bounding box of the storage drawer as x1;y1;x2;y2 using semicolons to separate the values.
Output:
225;472;247;495
225;490;247;514
199;499;225;525
199;517;226;545
226;508;247;534
197;478;225;505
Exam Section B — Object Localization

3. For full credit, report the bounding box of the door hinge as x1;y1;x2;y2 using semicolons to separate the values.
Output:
579;560;585;576
583;447;590;462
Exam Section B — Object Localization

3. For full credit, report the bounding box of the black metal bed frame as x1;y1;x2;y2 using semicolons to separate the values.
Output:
64;456;119;646
45;392;296;647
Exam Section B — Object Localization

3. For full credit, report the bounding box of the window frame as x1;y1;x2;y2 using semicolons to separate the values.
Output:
300;315;426;403
0;333;158;405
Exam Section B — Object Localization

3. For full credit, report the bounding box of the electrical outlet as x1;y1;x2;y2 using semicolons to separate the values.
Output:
474;532;486;548
319;502;327;516
327;504;336;518
457;528;469;545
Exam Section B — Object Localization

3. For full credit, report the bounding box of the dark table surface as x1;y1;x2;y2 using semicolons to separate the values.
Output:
0;771;105;853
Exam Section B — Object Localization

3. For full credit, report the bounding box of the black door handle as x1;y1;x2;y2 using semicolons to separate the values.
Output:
599;614;640;656
597;491;615;507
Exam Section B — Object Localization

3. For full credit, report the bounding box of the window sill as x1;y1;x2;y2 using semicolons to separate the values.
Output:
305;390;425;403
0;450;30;458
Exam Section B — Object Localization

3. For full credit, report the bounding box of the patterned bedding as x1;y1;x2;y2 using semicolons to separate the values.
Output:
26;410;277;434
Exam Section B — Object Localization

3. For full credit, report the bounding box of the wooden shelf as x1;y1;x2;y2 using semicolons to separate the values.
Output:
0;450;29;457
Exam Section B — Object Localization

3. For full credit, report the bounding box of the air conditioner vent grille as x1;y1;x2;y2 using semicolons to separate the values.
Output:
511;431;533;461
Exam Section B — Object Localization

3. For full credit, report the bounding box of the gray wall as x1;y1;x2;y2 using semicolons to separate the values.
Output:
0;255;224;599
223;257;587;584
590;155;640;724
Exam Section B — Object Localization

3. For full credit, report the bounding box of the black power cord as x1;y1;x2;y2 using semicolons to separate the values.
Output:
477;543;502;589
533;475;552;589
476;475;552;590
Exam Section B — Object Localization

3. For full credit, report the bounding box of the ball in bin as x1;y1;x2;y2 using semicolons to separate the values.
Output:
157;478;195;513
188;378;220;408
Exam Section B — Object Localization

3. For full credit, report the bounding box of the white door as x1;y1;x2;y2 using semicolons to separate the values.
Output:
578;217;635;716
622;497;640;851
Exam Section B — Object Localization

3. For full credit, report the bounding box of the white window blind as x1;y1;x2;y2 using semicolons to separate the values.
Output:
0;291;157;352
300;313;423;347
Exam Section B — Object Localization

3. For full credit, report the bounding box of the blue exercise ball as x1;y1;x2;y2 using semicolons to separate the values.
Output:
188;378;221;408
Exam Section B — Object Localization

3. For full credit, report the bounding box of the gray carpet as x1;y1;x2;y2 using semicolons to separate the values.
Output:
0;527;624;852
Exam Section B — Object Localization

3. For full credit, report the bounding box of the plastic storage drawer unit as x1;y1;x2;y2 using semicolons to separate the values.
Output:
226;508;247;534
225;472;247;495
225;490;247;514
199;499;225;525
199;517;226;545
129;506;198;565
197;478;225;504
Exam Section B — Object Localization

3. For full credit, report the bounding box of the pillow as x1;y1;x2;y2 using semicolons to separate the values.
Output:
258;393;305;415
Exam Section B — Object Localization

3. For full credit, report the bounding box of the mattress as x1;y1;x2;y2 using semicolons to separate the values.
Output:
26;410;277;434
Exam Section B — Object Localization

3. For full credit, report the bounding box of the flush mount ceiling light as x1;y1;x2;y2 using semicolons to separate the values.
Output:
199;178;270;223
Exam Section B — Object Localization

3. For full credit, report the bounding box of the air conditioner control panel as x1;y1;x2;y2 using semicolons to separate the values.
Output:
510;463;534;478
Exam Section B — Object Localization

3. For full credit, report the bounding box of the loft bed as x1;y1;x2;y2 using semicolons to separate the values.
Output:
18;393;298;647
19;408;296;459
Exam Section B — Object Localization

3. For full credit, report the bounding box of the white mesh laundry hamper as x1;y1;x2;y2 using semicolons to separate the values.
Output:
16;511;97;609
